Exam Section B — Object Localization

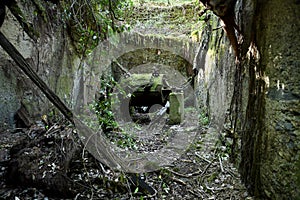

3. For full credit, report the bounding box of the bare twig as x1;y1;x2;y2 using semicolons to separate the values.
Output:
181;159;193;163
169;176;186;186
166;168;202;178
218;155;224;173
195;152;211;163
188;189;201;198
201;157;216;176
45;124;61;135
167;169;191;178
205;183;225;192
212;26;224;31
113;59;130;75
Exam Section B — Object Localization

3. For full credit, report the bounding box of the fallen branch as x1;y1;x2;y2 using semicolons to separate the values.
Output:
167;168;202;178
195;152;211;163
169;176;186;186
167;169;191;178
0;31;155;196
0;31;74;123
188;189;198;196
201;157;216;176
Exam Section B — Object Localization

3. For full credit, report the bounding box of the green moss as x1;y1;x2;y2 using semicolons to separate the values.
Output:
247;0;300;197
169;92;184;124
296;157;300;198
120;74;163;92
8;2;40;40
56;76;72;102
32;0;48;22
207;172;218;182
128;2;203;38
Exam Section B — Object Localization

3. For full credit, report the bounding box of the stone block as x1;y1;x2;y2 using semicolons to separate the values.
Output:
169;91;184;124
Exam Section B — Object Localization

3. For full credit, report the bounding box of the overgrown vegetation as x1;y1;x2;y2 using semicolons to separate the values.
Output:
90;74;138;149
128;0;204;38
198;109;209;126
0;0;257;199
62;0;133;56
92;74;118;132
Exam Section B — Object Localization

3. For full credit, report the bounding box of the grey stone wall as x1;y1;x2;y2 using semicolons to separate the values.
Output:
193;14;236;129
0;1;80;129
194;0;300;198
236;0;299;198
253;0;300;198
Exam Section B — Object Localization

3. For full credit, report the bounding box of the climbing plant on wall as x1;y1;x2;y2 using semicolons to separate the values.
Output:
62;0;133;56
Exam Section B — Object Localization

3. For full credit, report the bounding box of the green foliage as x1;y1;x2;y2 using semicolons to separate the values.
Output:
61;0;133;56
92;74;118;132
91;74;138;150
157;169;171;194
115;132;137;149
198;109;209;126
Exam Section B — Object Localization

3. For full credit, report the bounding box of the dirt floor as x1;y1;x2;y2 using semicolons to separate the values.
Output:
0;115;253;199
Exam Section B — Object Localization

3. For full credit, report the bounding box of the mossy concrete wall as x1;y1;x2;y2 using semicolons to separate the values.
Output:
194;0;299;198
193;13;236;129
246;0;300;198
0;1;82;129
90;31;198;80
0;1;200;129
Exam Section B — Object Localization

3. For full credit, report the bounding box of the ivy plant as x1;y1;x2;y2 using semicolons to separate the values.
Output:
61;0;133;56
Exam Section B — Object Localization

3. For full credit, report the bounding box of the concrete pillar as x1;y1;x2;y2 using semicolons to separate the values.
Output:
169;91;184;124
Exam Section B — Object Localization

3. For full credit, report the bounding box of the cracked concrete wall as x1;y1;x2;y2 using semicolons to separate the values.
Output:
0;1;80;129
241;0;300;199
194;0;299;198
194;13;236;129
0;1;200;130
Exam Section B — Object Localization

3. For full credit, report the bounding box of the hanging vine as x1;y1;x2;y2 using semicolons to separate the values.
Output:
62;0;133;56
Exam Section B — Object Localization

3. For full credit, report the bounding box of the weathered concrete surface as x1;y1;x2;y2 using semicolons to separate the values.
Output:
91;31;197;78
242;0;300;198
194;0;300;198
0;61;19;129
169;91;184;125
0;1;81;129
193;13;236;129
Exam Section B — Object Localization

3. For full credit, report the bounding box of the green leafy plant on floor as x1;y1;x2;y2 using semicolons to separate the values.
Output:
198;109;209;126
115;132;137;150
92;74;118;132
91;74;137;150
